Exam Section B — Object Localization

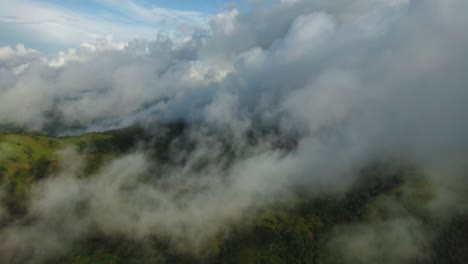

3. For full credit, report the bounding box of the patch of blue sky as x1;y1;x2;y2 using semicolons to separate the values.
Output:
35;0;244;15
0;0;249;53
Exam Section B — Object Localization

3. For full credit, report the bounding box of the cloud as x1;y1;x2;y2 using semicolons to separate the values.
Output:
0;0;208;50
0;44;40;72
1;0;467;176
329;218;428;264
0;0;466;182
1;0;468;262
0;133;295;263
97;0;209;25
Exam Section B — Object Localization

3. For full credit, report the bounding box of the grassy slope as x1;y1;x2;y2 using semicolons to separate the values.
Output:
0;131;120;217
0;132;116;174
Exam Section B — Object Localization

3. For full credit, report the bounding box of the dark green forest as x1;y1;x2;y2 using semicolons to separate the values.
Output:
0;124;466;264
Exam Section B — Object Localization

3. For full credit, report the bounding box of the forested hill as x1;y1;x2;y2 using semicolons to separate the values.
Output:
0;125;467;264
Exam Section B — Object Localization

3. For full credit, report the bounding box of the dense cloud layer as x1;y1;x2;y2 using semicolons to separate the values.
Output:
0;0;417;132
1;0;468;263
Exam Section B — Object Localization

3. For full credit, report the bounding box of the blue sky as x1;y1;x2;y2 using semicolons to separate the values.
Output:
36;0;239;14
0;0;247;53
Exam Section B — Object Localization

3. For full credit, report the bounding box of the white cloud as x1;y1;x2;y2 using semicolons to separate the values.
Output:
47;35;126;67
210;9;239;35
1;0;468;262
97;0;208;25
0;44;39;73
0;0;208;50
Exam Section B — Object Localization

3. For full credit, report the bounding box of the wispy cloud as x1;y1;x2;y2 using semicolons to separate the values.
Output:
0;0;209;51
97;0;209;25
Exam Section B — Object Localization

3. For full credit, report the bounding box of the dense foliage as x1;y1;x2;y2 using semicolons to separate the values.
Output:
0;125;466;264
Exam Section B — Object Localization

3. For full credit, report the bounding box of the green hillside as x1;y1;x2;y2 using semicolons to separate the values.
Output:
0;128;466;264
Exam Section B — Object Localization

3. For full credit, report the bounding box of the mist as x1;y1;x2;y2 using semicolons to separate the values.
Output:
1;0;468;263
